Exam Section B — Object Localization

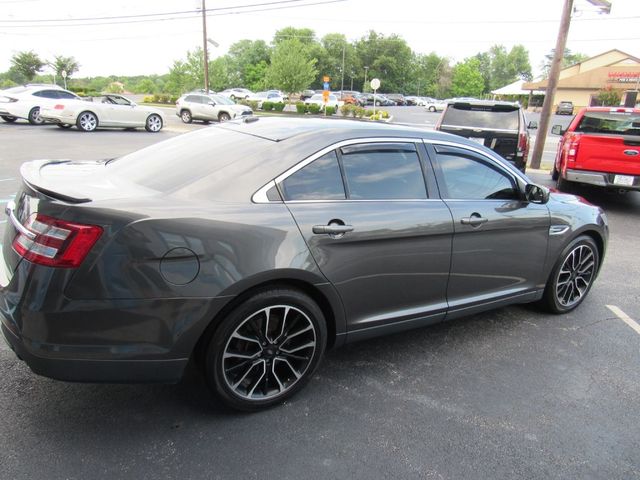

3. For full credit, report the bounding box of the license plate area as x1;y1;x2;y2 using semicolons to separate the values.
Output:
613;174;634;186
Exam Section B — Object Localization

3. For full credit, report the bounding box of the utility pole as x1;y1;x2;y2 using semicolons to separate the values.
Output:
201;0;209;92
529;0;573;169
340;44;345;93
363;66;369;93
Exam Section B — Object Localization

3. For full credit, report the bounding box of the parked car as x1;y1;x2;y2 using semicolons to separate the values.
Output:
556;101;574;115
385;93;407;106
425;99;447;112
39;94;165;132
246;91;285;108
304;93;341;109
267;90;289;101
219;88;253;101
176;93;252;123
551;106;640;192
1;117;607;411
0;85;80;125
300;89;316;101
359;93;394;106
435;100;537;172
335;91;360;105
405;96;422;106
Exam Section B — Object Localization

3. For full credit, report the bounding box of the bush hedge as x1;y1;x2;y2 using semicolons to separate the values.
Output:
273;102;286;112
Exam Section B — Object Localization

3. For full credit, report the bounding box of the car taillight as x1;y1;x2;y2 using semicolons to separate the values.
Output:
518;132;528;158
12;214;102;268
567;135;581;164
54;104;65;110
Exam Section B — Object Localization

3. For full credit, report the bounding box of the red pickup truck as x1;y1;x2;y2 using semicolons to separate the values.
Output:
551;107;640;192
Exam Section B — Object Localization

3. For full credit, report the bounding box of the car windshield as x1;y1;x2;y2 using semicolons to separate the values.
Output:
441;104;520;130
575;111;640;135
210;94;235;105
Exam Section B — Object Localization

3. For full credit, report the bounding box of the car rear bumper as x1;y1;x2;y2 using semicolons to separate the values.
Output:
565;168;640;190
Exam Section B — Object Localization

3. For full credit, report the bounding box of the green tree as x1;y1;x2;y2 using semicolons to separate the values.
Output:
209;56;240;91
354;31;413;93
244;60;269;91
316;33;359;91
450;58;484;97
474;45;532;93
541;48;589;77
273;27;316;45
49;55;80;83
165;60;192;95
10;50;45;82
408;52;450;97
266;39;317;99
133;78;157;94
227;39;271;87
594;85;621;106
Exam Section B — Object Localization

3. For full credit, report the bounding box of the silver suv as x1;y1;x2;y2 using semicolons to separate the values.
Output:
175;93;253;123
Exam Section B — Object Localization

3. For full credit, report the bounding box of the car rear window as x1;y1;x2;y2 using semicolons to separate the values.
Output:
575;111;640;135
441;104;520;130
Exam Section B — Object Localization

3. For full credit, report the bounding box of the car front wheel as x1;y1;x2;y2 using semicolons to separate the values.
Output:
180;110;192;123
1;115;17;123
218;112;231;122
204;288;327;411
540;235;599;314
28;107;44;125
145;113;163;132
428;106;436;112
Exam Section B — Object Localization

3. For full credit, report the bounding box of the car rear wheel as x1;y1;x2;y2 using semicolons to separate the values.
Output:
540;235;599;314
1;115;17;123
76;111;98;132
180;110;192;123
551;165;559;181
28;107;44;125
204;288;327;411
218;112;231;122
56;124;72;129
428;106;436;112
145;114;163;132
556;175;573;192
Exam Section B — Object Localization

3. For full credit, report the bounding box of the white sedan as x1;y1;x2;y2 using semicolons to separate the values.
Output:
40;94;165;132
246;91;285;108
425;99;447;112
0;84;80;125
304;93;342;110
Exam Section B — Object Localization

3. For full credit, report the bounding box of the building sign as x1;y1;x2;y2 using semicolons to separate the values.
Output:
607;71;640;83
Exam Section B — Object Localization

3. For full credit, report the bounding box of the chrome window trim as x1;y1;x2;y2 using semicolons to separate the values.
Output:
252;137;423;204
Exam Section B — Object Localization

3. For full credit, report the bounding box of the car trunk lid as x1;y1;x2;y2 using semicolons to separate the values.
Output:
572;134;640;175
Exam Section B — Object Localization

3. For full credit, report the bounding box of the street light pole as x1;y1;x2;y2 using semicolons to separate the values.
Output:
201;0;209;92
340;44;345;93
363;66;369;92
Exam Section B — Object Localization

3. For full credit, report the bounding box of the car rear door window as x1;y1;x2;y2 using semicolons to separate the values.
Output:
57;91;78;99
340;144;427;199
33;90;61;99
435;149;518;200
281;151;346;200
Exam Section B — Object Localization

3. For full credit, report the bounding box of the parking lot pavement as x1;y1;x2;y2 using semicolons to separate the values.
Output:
1;122;639;479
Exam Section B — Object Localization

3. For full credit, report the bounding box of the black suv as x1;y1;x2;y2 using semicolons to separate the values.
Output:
435;100;537;172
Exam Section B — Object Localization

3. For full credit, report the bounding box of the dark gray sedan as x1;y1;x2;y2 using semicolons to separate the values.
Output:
1;118;608;410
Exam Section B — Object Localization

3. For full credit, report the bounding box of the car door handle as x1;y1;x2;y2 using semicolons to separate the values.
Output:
460;215;488;226
312;224;354;235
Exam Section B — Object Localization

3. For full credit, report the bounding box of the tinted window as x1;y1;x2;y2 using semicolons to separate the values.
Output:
575;111;640;135
184;95;201;103
281;151;345;201
441;104;520;130
436;152;517;200
341;147;426;200
33;90;60;99
57;91;77;99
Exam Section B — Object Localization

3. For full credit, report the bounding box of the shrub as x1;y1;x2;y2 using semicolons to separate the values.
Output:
354;106;365;118
325;106;336;116
273;102;286;112
340;104;353;117
295;102;307;114
262;101;274;111
240;100;259;111
308;103;321;114
143;95;155;103
365;109;374;117
381;110;390;119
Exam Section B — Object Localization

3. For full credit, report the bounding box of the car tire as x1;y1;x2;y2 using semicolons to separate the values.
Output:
556;175;573;192
1;115;17;123
204;287;327;411
56;124;72;129
218;112;231;123
180;110;192;123
428;106;436;112
28;107;44;125
551;165;559;181
145;113;163;132
76;111;98;132
540;235;600;314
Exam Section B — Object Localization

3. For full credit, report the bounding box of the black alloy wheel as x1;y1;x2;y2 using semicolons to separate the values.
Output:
204;288;327;411
541;235;599;313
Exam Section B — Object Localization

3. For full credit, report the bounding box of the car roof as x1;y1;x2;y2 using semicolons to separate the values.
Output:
581;106;640;113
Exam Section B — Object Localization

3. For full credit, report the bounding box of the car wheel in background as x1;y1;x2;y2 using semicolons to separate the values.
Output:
56;124;72;129
76;111;98;132
180;110;192;123
551;165;559;181
28;107;44;125
428;106;436;112
1;115;17;123
218;112;231;122
204;287;327;411
556;175;573;192
540;235;599;314
145;114;163;132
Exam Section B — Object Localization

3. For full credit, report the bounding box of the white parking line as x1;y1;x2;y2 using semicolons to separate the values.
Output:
0;178;15;182
606;305;640;336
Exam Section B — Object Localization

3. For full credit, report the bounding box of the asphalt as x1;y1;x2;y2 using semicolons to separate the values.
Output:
0;109;639;480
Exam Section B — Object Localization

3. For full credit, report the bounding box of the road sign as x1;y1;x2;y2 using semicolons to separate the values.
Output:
370;78;380;90
322;90;329;102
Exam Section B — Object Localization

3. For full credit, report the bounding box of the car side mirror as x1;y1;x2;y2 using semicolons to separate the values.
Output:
551;124;565;135
525;183;550;204
528;121;538;130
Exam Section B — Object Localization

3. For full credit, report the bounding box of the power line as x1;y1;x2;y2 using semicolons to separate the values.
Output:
0;0;346;28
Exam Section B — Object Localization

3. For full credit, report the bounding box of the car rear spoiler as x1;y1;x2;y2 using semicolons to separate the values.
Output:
20;160;94;203
451;102;519;112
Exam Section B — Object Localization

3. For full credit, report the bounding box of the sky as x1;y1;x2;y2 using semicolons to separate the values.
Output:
0;0;639;79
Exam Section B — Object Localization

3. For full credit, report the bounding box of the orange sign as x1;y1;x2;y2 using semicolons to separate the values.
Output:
322;90;329;103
